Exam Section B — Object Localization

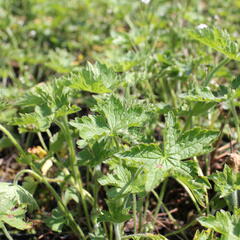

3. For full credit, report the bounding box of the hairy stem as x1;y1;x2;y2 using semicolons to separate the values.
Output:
1;224;13;240
60;117;92;230
37;132;48;151
114;223;122;240
133;194;137;233
232;190;238;212
229;95;240;143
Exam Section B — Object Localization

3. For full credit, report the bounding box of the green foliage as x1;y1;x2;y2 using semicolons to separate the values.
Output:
0;183;38;230
98;199;131;223
71;115;109;141
0;183;38;212
71;94;148;142
10;111;53;133
188;26;240;60
180;87;226;103
64;62;120;93
94;95;148;132
78;140;116;167
2;0;240;239
10;80;80;132
49;131;65;154
209;165;240;198
130;234;168;240
118;112;217;205
45;208;67;233
45;48;75;73
0;205;31;230
22;176;39;195
98;166;145;198
0;99;8;112
198;210;240;239
193;229;217;240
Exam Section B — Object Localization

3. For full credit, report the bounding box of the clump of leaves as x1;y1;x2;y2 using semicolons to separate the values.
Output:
0;183;38;234
210;165;240;198
117;112;217;205
71;94;149;144
193;229;217;240
64;62;120;93
198;210;240;240
188;26;240;60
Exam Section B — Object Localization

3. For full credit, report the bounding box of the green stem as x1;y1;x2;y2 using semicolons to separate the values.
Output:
165;77;177;108
182;109;193;132
153;179;168;221
46;129;53;139
152;189;176;223
138;198;143;232
229;95;240;143
143;195;149;232
37;132;48;151
0;124;25;155
232;190;238;212
133;194;137;234
205;155;211;176
122;233;166;239
60;117;92;230
177;179;201;214
114;223;122;240
1;224;13;240
165;219;197;237
110;223;113;240
13;168;86;239
14;169;41;185
204;58;231;86
14;169;63;184
102;222;108;240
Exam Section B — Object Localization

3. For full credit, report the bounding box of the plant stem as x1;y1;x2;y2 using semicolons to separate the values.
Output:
114;223;122;240
229;95;240;143
204;58;231;86
37;132;48;151
133;194;137;233
177;179;201;214
14;168;86;239
1;224;13;240
61;117;92;230
182;109;193;132
153;179;168;221
0;124;25;155
109;223;113;240
183;58;230;132
121;234;153;239
138;197;143;232
102;222;108;240
143;195;149;232
165;219;197;237
232;190;238;211
152;189;176;223
46;129;53;138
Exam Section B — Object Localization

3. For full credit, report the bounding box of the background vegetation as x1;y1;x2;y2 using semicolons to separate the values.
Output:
1;0;240;239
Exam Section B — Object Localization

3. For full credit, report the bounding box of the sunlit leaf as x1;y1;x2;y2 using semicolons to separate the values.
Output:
198;210;240;239
188;26;240;60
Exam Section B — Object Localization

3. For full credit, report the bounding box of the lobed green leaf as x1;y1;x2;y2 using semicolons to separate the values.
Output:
188;26;240;60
